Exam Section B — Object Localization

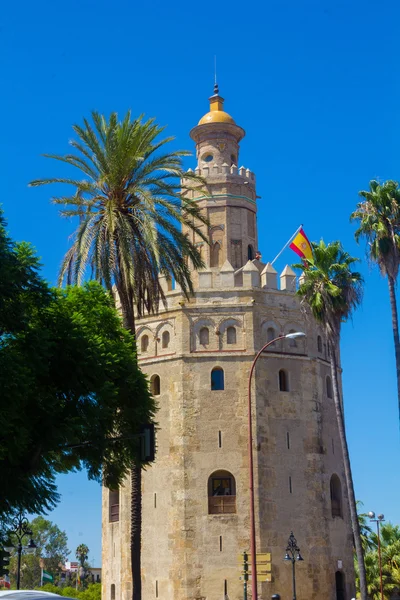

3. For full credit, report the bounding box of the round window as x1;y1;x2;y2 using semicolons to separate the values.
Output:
203;154;213;163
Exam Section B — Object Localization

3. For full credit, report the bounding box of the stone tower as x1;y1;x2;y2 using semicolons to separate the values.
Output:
102;87;355;600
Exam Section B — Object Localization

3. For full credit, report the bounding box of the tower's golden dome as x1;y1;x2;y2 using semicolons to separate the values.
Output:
198;84;236;126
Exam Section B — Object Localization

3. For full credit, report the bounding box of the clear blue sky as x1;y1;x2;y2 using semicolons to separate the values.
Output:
2;0;399;565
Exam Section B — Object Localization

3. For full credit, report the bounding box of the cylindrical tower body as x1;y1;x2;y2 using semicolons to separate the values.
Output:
101;89;355;600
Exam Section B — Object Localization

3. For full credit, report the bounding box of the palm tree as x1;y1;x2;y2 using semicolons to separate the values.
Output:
351;180;400;429
76;543;89;568
357;501;374;553
294;240;367;600
30;110;209;600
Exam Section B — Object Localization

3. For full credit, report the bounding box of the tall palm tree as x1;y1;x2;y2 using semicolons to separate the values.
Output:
294;240;367;600
351;179;400;429
30;110;209;600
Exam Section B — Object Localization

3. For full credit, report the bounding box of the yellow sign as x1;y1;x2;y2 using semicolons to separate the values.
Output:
255;564;272;574
238;552;271;563
258;574;272;582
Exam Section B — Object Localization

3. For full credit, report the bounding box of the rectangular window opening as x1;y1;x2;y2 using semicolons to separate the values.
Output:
155;580;158;598
332;438;335;454
154;493;157;508
224;580;228;595
287;432;290;449
219;536;223;552
289;476;292;494
218;430;222;448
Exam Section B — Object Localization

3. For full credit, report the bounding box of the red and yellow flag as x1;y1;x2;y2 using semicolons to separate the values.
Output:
289;227;312;260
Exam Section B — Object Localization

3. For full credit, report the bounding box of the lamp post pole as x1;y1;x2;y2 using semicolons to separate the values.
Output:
284;531;304;600
5;512;37;589
368;512;385;600
247;332;306;600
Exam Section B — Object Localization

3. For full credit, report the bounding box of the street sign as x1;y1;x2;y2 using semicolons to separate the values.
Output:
238;552;271;563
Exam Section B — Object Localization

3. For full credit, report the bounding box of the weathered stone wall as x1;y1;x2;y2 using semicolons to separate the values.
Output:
102;283;355;600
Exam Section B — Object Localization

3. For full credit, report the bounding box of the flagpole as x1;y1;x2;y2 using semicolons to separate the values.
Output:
271;224;303;265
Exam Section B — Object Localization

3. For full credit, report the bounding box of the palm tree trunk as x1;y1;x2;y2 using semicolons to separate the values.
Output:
131;464;142;600
329;342;368;600
387;275;400;430
118;284;142;600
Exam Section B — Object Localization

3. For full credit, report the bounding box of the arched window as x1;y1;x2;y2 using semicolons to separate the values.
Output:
150;374;160;396
326;376;333;399
111;584;115;600
211;367;224;391
288;329;297;348
109;489;119;522
247;245;254;260
317;335;322;353
208;470;236;514
227;326;236;344
330;474;343;518
279;370;289;392
199;327;209;346
211;242;221;267
162;331;170;349
267;327;276;346
335;571;345;600
141;334;149;353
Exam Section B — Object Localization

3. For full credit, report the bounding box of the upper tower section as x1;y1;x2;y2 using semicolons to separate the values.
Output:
182;86;258;275
190;83;246;172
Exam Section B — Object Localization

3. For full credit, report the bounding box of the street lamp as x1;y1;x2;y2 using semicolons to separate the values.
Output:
284;531;304;600
6;512;37;589
247;331;306;600
368;511;385;600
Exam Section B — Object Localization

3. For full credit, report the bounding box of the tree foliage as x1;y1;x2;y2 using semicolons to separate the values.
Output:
355;511;400;599
0;209;155;518
8;517;69;589
29;110;209;330
351;179;400;430
294;240;367;600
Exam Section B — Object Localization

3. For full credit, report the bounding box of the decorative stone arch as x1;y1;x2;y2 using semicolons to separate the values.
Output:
211;366;225;390
193;317;217;351
155;321;174;353
218;317;243;348
210;227;224;268
284;323;305;353
137;326;154;356
208;469;236;514
150;374;161;397
261;320;282;351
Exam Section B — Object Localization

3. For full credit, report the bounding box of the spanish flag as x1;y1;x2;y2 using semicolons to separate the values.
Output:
289;227;313;260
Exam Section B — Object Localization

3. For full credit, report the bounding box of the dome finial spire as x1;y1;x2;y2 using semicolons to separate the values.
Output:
213;55;219;96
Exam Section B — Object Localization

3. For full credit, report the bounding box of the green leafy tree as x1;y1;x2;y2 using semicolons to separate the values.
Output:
8;517;69;589
294;240;367;599
30;110;209;600
351;179;400;428
0;209;154;518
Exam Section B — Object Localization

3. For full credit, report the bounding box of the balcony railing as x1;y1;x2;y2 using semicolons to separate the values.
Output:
110;503;120;522
208;495;236;515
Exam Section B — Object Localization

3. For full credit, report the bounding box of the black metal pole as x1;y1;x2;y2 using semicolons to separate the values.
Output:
17;543;22;590
292;558;296;600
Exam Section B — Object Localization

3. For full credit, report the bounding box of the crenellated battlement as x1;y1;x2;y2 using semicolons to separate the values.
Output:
157;260;297;296
182;164;256;190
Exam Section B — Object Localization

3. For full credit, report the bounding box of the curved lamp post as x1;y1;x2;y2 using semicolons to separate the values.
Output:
368;511;385;600
248;331;306;600
4;512;37;589
284;531;304;600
